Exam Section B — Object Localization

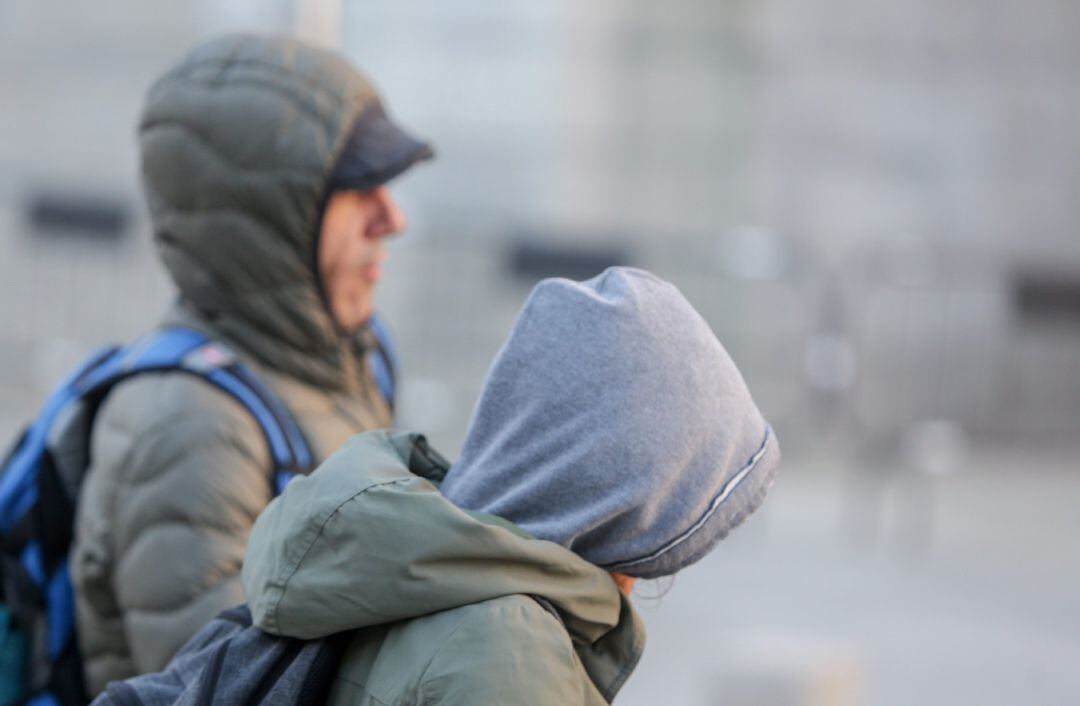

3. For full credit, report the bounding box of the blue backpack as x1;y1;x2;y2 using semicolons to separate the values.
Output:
0;321;397;706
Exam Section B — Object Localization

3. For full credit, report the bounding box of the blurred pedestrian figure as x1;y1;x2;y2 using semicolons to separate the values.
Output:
234;267;781;704
0;33;431;703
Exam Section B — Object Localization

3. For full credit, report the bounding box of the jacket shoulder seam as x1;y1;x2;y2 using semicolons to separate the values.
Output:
265;478;414;632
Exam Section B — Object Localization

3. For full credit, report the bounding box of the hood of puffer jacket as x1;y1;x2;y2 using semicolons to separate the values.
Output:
242;431;646;700
139;34;418;392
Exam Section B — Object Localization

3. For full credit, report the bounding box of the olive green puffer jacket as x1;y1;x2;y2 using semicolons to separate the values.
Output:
69;35;396;695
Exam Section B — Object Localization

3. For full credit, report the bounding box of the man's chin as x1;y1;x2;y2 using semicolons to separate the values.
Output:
358;302;379;330
332;301;374;336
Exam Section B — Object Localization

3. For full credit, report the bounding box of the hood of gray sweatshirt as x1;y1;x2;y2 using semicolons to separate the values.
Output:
440;267;780;579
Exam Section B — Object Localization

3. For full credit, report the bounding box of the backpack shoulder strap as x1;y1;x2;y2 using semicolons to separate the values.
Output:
0;331;315;706
0;345;118;534
366;313;398;412
96;602;348;706
1;329;313;534
93;328;317;491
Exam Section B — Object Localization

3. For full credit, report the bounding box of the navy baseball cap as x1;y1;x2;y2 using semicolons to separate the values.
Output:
327;103;434;192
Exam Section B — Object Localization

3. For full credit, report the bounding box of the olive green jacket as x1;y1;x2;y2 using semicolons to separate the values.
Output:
242;431;647;705
70;35;395;694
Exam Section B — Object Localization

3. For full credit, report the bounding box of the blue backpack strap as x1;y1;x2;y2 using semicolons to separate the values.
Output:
134;330;314;482
366;313;398;412
1;328;312;537
1;330;314;706
181;348;314;493
0;345;118;534
0;344;124;705
68;328;314;488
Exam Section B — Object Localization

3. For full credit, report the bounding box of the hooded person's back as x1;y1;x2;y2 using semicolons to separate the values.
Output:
69;35;429;694
242;268;779;704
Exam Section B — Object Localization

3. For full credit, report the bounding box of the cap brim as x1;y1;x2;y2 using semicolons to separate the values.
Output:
330;106;434;191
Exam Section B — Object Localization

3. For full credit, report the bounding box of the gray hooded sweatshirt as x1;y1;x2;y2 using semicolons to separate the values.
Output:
242;267;778;704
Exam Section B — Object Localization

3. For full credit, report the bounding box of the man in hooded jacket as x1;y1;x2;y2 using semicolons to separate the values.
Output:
241;267;781;704
69;34;432;695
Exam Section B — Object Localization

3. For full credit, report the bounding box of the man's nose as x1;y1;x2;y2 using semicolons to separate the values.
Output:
368;186;407;239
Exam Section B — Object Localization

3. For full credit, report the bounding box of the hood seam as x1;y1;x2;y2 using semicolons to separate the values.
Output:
603;425;775;573
150;59;348;130
157;54;353;102
142;121;323;180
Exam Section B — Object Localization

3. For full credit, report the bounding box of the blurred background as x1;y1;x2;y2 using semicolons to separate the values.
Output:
2;0;1079;704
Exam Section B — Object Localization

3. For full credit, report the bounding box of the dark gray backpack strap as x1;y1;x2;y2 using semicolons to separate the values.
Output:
91;604;346;706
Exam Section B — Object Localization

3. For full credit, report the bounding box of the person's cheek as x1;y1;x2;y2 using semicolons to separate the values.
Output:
344;235;368;273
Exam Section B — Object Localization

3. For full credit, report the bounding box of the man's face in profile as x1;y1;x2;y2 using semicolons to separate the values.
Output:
318;186;407;333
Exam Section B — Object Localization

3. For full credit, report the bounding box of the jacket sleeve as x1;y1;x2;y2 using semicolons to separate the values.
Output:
419;597;589;706
80;373;274;676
